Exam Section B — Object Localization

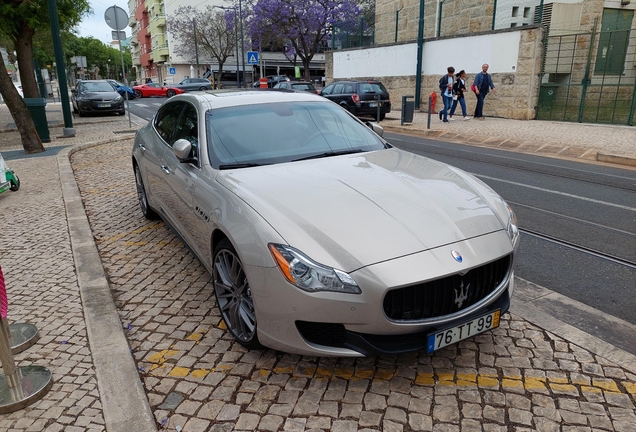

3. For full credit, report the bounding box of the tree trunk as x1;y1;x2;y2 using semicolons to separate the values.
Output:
0;55;45;154
14;22;38;99
217;62;224;89
303;57;312;82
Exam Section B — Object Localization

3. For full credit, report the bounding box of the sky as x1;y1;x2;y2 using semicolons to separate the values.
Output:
77;0;131;44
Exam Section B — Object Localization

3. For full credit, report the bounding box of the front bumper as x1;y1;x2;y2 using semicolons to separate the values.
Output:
246;230;515;356
78;100;124;114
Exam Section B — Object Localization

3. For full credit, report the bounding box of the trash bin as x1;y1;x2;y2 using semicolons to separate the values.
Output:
401;95;414;125
24;98;50;143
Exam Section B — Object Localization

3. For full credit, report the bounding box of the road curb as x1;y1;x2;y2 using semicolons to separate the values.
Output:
57;137;157;432
597;152;636;167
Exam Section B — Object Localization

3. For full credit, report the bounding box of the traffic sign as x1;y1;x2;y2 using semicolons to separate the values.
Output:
169;67;176;75
247;51;259;65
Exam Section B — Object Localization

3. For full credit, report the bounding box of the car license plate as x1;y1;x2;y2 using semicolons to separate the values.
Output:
97;103;111;108
369;102;378;107
427;310;500;353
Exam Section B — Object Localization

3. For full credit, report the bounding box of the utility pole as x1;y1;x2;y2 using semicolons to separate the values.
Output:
414;0;425;108
193;18;200;78
47;0;75;136
238;0;246;87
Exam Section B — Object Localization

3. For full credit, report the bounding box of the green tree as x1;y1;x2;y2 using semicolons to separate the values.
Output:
0;0;91;153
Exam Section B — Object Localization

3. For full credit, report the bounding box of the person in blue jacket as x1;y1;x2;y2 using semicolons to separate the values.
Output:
473;64;496;119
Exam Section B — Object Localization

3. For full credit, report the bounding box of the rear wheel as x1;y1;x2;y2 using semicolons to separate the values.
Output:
379;112;386;121
213;239;262;350
134;165;158;220
199;86;208;91
166;89;176;98
134;89;143;99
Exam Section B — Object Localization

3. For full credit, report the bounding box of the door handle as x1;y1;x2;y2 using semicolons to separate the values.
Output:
161;165;171;174
138;143;146;151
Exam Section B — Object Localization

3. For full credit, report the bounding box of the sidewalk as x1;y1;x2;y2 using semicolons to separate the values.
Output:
0;103;635;432
381;111;636;167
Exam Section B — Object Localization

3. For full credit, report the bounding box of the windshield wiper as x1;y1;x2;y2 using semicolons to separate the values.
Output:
292;149;364;162
218;163;263;170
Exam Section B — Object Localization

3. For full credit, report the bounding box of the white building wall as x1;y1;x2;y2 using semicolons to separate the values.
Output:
333;31;521;78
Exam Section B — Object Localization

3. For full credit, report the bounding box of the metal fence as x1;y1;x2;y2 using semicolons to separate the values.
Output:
537;24;636;125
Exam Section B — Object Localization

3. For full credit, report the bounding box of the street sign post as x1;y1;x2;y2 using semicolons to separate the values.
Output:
104;5;131;128
169;67;176;75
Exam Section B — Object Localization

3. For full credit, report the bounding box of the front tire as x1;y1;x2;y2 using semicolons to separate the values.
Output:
134;165;158;220
213;239;261;350
9;174;19;191
166;89;176;98
134;90;143;99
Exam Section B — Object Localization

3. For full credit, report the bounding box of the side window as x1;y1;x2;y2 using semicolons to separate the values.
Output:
322;84;334;95
173;104;199;161
154;102;184;145
333;84;344;94
344;84;354;93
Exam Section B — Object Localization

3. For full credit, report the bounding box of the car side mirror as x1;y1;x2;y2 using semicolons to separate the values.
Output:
365;121;384;137
173;139;195;162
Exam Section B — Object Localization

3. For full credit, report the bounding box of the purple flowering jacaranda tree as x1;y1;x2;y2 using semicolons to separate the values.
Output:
250;0;361;81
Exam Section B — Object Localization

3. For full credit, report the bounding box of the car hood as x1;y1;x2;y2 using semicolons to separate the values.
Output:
80;91;121;100
216;149;508;271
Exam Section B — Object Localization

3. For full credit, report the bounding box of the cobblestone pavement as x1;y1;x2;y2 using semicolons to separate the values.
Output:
67;140;636;432
0;156;106;431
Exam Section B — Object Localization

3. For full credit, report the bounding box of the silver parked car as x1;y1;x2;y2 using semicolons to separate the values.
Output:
132;90;519;357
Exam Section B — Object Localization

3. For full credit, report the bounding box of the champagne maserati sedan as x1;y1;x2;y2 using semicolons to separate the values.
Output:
131;90;519;357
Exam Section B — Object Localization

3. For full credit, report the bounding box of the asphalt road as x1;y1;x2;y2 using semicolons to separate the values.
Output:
126;99;636;349
385;132;636;326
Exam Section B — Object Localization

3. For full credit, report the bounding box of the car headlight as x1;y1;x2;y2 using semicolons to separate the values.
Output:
269;244;361;294
506;204;520;250
115;95;123;102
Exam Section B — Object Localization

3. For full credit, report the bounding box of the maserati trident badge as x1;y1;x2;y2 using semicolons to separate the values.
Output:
451;250;463;263
455;281;470;308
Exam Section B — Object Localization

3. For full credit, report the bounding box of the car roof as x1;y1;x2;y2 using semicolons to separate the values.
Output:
166;89;324;110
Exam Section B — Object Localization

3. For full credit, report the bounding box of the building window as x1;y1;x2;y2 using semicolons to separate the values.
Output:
594;8;634;75
512;6;519;18
510;23;518;28
523;7;530;18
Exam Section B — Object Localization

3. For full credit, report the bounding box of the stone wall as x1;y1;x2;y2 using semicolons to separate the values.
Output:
375;0;496;45
326;26;545;120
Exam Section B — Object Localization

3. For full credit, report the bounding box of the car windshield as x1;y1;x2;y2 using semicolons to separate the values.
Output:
292;83;315;91
360;83;387;93
110;80;125;87
206;101;385;168
83;82;116;92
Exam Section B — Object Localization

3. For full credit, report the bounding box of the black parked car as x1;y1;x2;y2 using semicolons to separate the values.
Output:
320;80;391;120
71;80;125;117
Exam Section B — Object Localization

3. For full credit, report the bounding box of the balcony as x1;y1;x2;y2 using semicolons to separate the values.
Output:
151;43;169;61
151;14;166;26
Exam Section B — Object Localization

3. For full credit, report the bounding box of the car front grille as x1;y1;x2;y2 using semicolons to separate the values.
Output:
383;254;511;321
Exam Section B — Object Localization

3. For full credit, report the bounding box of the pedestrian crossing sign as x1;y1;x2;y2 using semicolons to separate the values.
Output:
247;51;259;65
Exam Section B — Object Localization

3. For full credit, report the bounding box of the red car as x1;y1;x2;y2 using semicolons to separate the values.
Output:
133;83;185;98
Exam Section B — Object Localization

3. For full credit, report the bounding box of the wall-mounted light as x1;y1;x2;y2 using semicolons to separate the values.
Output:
620;0;630;6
